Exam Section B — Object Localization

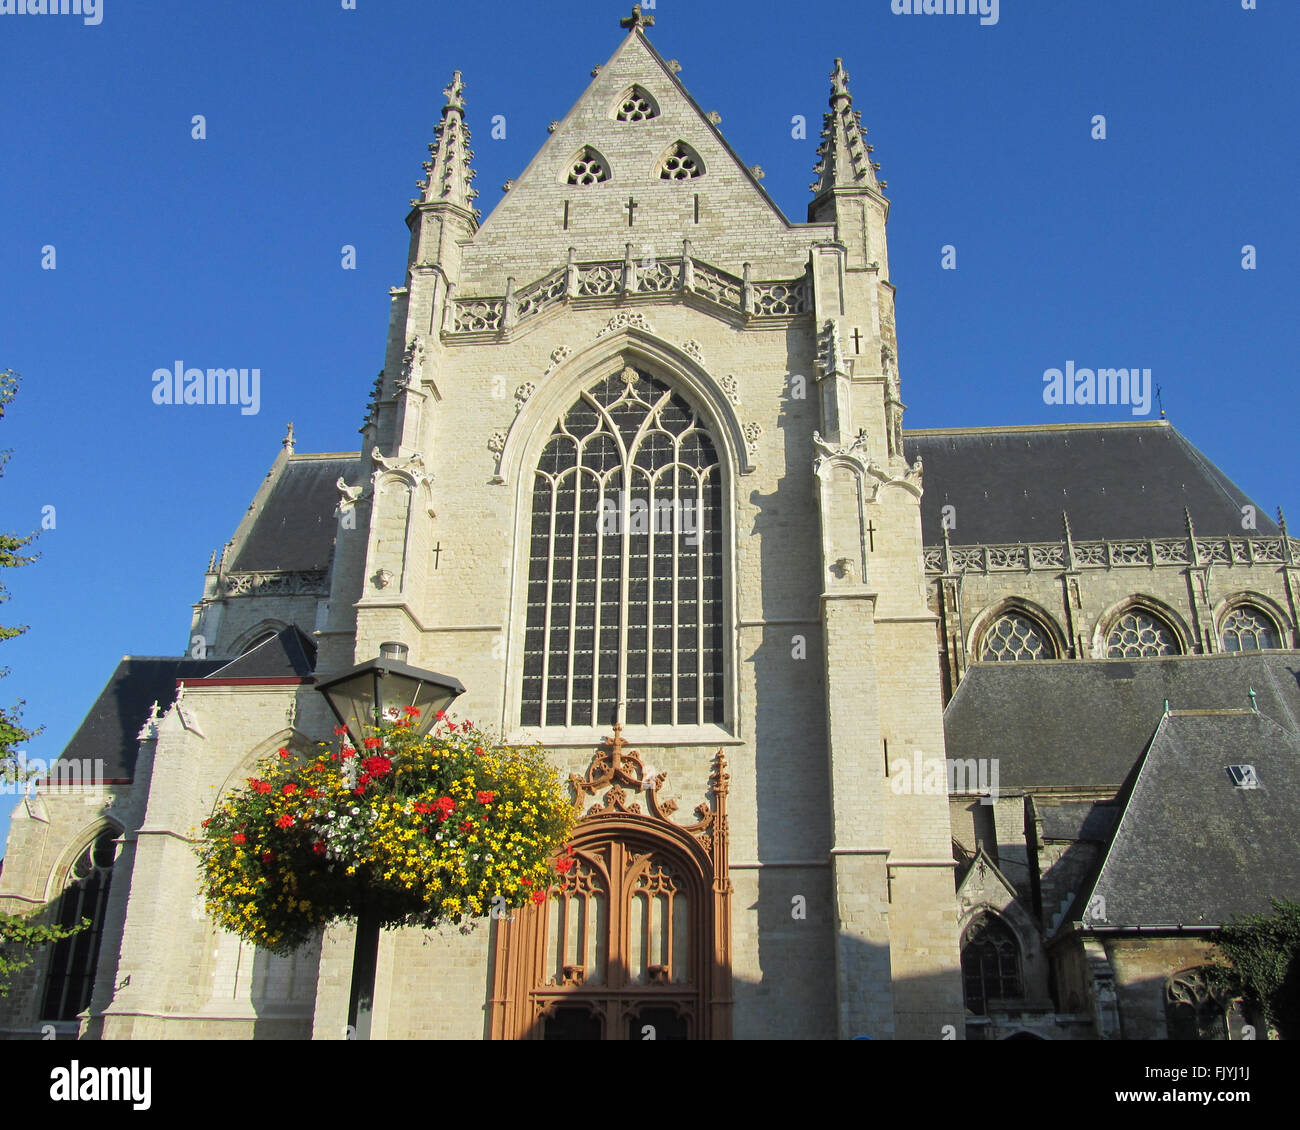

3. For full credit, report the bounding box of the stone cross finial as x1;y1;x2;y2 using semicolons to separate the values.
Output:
282;421;295;452
830;58;851;100
443;71;465;110
620;4;655;31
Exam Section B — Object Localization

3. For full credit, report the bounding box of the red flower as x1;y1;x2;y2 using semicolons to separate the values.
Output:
341;747;356;760
231;833;246;845
261;851;275;864
277;748;292;760
276;814;294;829
475;790;494;805
531;891;546;905
433;797;456;821
312;841;327;855
248;778;272;795
358;774;371;787
281;783;298;796
521;877;532;887
556;858;574;875
353;787;365;796
305;787;319;798
363;737;383;750
361;756;392;778
201;818;211;829
474;747;485;758
413;801;432;815
333;725;348;736
419;825;429;835
459;820;474;833
403;705;421;717
330;752;340;762
435;710;447;722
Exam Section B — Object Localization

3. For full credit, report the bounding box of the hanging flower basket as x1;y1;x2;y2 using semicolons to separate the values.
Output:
195;712;575;955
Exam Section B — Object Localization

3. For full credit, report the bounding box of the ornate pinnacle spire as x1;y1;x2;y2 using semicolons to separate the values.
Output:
416;70;479;218
620;4;655;32
811;58;883;197
282;421;295;453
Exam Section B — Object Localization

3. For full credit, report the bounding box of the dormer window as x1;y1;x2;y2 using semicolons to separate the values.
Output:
614;86;659;122
567;147;611;186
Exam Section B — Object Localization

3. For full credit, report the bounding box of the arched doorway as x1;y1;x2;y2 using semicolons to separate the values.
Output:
490;727;732;1039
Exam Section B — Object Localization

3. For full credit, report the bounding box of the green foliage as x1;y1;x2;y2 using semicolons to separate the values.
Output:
1211;897;1300;1039
0;911;89;998
0;369;42;773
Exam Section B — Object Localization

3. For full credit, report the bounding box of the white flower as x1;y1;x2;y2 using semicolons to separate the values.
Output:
350;807;360;815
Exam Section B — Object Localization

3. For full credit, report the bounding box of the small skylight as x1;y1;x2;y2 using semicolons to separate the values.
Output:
1226;764;1259;789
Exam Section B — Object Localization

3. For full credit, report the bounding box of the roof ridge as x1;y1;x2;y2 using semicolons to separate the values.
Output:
904;420;1171;438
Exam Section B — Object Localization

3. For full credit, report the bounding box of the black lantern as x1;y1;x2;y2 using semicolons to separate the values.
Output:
315;652;465;747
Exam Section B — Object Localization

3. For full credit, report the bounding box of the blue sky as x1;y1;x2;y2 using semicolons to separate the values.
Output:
1;0;1296;848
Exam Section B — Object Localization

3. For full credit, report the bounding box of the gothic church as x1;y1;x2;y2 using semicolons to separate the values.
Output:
4;9;1298;1041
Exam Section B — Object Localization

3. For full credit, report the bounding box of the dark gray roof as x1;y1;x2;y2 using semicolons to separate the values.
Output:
206;626;317;679
229;455;354;572
1035;800;1118;842
58;657;227;780
1083;709;1300;928
905;422;1278;546
944;651;1300;789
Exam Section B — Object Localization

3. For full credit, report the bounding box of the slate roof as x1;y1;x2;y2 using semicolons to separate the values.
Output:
1082;709;1300;928
204;626;317;680
57;657;227;780
944;651;1300;789
1034;800;1118;843
229;454;354;572
904;422;1278;546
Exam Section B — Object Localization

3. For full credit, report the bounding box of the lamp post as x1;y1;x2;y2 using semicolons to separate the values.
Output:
315;646;465;1039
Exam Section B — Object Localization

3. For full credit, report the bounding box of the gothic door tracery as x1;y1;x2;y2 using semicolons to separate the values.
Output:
490;731;731;1040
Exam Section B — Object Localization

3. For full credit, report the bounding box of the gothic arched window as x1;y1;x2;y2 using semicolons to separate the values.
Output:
41;829;118;1021
614;86;659;122
567;147;610;186
657;141;704;180
522;367;723;728
1106;607;1180;658
961;913;1022;1016
1165;968;1230;1040
1221;605;1280;652
980;612;1055;662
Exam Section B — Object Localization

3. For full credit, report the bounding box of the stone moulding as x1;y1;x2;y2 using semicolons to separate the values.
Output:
924;535;1299;575
448;253;810;338
219;570;329;598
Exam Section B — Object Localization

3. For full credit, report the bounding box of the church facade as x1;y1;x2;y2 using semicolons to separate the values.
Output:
3;11;1298;1041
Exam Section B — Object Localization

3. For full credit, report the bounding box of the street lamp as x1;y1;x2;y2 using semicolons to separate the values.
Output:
315;647;466;747
315;648;466;1040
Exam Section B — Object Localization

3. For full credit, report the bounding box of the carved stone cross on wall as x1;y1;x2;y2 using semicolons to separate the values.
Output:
625;196;638;227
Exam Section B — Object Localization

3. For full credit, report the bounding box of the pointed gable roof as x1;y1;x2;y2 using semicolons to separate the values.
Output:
458;16;828;292
1080;709;1300;929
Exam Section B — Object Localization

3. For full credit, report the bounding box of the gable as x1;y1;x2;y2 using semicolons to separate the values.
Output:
460;29;827;294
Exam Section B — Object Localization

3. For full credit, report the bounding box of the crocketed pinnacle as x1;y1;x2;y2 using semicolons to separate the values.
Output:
810;58;883;196
417;71;479;217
